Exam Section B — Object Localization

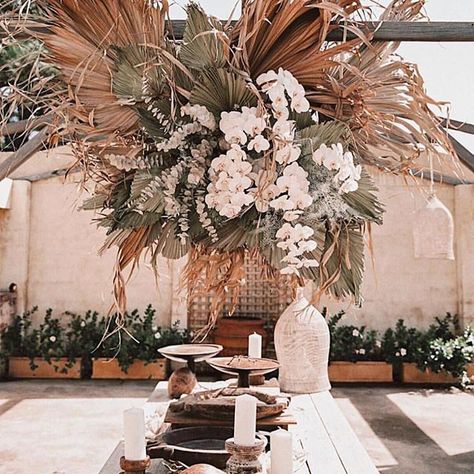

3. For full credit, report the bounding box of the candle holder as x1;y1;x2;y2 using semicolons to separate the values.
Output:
225;437;267;474
119;456;151;474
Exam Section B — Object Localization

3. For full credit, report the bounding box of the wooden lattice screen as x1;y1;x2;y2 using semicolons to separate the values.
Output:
187;253;294;357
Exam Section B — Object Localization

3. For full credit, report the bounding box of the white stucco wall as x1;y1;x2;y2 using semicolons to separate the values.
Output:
0;148;472;330
319;172;469;331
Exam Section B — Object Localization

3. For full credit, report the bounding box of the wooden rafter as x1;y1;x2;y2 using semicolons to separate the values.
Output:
166;20;474;42
439;118;474;136
4;21;474;43
0;126;50;180
448;134;474;172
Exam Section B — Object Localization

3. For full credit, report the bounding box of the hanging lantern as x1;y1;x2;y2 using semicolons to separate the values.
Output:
413;193;455;260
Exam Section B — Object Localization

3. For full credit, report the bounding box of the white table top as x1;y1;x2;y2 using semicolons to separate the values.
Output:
99;381;378;474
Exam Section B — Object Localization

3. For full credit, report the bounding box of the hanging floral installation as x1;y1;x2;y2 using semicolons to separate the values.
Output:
1;0;454;332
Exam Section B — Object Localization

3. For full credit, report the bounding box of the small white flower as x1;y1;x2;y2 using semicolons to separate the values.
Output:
359;348;366;355
400;348;407;357
80;321;86;328
291;94;310;113
248;134;270;153
49;335;57;343
396;351;401;357
152;325;158;332
352;329;360;337
375;340;382;348
154;332;162;340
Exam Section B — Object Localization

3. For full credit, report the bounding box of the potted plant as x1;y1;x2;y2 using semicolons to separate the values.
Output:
404;315;474;385
3;307;81;379
328;311;392;383
92;305;190;379
64;309;105;378
213;313;267;357
382;319;423;382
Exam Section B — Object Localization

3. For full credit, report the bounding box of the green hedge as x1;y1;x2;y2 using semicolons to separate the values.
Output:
0;305;189;376
328;310;474;385
1;306;473;385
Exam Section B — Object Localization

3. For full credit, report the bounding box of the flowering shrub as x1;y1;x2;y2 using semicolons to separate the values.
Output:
327;311;383;362
381;319;423;365
1;305;189;375
96;305;190;372
423;328;474;381
1;307;76;372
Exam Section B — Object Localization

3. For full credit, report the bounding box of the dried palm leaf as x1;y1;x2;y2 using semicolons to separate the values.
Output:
178;2;229;71
36;0;168;138
190;68;258;117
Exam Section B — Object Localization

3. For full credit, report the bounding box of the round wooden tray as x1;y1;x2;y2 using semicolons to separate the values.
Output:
169;388;289;421
159;344;223;371
206;356;279;387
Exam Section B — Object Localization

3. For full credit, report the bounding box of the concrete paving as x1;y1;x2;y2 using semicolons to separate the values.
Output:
0;381;473;474
332;385;474;474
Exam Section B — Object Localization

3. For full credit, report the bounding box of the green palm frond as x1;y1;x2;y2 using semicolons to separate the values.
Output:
81;194;107;211
113;45;162;104
342;168;384;223
323;225;365;304
179;2;228;71
298;121;350;155
113;211;162;229
190;68;257;117
156;220;189;259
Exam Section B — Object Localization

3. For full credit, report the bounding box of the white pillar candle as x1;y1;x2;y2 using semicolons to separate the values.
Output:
248;332;262;359
271;429;293;474
234;394;257;446
123;408;146;461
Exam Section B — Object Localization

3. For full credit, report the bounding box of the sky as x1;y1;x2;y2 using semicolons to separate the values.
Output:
169;0;474;150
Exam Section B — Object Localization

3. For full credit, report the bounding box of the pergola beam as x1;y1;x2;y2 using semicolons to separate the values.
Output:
0;126;50;180
166;20;474;42
4;20;474;43
448;134;474;172
439;118;474;136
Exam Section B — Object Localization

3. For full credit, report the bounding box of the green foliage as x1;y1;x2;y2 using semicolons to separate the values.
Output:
327;310;383;362
381;319;423;364
326;311;474;385
179;2;227;71
1;305;189;376
190;68;257;118
112;45;163;104
423;327;474;381
96;305;190;372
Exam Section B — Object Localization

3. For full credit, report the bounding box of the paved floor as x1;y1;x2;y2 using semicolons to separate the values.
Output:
0;381;473;474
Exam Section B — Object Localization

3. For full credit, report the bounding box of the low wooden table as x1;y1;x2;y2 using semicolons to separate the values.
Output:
100;382;378;474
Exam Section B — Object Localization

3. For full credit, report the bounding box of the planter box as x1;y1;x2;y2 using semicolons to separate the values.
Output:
329;361;393;383
92;358;167;380
401;362;474;384
8;357;81;379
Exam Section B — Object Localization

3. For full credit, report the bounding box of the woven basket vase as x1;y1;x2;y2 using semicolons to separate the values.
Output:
274;288;331;393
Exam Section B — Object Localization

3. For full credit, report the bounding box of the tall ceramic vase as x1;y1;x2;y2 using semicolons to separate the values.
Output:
274;288;331;393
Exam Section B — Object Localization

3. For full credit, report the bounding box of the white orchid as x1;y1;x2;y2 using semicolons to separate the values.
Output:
283;210;303;222
249;170;279;213
256;70;278;90
181;103;216;130
275;144;301;164
248;134;270;153
288;189;312;210
298;239;317;253
339;179;359;194
291;95;310;113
